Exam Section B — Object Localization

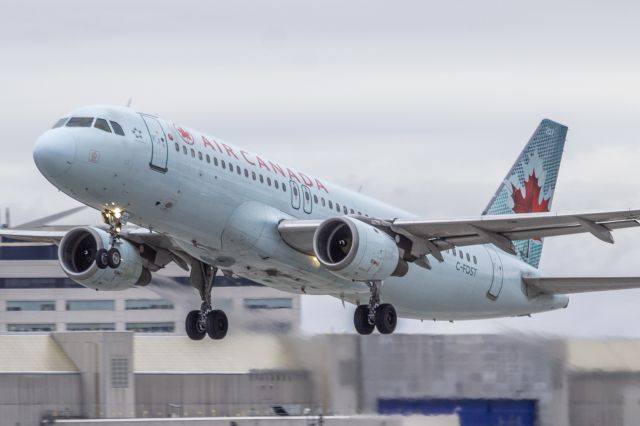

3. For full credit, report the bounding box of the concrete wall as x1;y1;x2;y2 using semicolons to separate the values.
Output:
54;415;459;426
135;371;315;418
570;371;640;426
357;334;569;426
0;372;82;426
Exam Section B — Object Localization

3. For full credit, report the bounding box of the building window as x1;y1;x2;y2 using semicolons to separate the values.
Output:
111;358;129;388
66;300;115;311
126;322;175;333
125;299;174;310
8;323;56;332
6;300;55;311
0;278;82;288
67;323;115;331
243;298;293;310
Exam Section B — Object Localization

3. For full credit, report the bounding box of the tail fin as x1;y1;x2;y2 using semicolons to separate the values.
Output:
483;119;568;268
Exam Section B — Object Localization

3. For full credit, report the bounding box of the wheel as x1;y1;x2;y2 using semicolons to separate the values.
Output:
107;248;121;269
375;303;397;335
185;310;206;340
354;305;375;335
95;249;109;269
206;310;228;340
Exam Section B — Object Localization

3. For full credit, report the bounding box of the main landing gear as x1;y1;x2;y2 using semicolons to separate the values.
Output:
96;208;129;270
353;280;397;335
185;261;229;341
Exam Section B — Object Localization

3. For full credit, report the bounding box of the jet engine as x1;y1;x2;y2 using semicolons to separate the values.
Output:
313;217;407;281
58;226;150;290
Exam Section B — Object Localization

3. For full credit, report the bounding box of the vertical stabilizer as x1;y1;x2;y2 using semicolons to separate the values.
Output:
483;119;568;268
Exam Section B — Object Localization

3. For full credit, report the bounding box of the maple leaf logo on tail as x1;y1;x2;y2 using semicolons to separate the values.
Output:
511;169;550;214
511;169;550;242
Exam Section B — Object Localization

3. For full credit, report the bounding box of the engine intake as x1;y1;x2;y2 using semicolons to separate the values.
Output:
59;226;149;290
313;217;407;281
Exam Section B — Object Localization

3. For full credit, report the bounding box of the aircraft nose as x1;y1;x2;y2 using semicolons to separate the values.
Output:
33;130;76;178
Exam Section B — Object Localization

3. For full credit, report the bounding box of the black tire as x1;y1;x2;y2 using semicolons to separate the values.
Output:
207;310;228;340
96;249;109;269
107;248;121;269
354;305;375;335
375;303;397;335
185;310;206;340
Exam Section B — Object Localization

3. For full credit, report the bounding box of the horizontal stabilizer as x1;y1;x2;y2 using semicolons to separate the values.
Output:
523;276;640;295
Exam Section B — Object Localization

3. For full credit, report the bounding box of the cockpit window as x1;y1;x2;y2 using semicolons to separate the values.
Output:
94;118;112;133
52;118;68;129
66;117;94;127
110;121;125;136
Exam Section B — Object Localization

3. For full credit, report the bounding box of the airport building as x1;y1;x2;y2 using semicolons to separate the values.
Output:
1;331;639;426
0;239;301;335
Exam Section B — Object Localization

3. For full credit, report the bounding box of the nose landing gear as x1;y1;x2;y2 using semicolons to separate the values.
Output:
353;280;397;335
96;208;128;270
185;261;229;341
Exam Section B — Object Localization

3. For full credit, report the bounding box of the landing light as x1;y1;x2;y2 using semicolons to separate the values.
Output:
310;256;320;268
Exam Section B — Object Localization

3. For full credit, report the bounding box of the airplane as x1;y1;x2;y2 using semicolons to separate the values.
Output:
4;104;640;340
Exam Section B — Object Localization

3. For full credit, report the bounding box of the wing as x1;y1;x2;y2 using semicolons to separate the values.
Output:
279;209;640;263
0;226;191;271
523;277;640;295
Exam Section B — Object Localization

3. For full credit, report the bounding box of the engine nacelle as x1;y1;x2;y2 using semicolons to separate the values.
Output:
58;226;149;291
313;217;407;281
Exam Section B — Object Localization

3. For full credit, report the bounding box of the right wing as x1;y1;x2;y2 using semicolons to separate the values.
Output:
279;209;640;264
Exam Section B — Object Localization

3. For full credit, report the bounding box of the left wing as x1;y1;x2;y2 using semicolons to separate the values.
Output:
279;209;640;261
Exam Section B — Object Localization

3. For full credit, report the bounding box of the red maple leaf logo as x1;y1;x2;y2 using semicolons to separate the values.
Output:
176;126;194;145
511;169;550;214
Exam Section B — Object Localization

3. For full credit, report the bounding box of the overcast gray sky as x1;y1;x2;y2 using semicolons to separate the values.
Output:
2;0;640;337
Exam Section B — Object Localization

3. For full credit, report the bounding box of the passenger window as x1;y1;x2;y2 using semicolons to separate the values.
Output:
336;203;340;212
466;253;470;262
305;192;310;201
175;143;180;152
214;157;218;166
329;200;333;209
350;209;355;214
229;163;234;173
190;148;195;158
252;171;256;180
259;175;264;183
66;117;94;127
206;154;210;163
267;177;271;186
244;169;249;178
182;146;187;155
459;251;463;259
274;180;279;189
313;195;318;204
52;118;68;128
110;121;125;136
473;255;477;264
293;186;298;196
357;211;362;215
198;151;203;160
282;184;286;192
452;248;457;256
321;198;326;207
237;167;241;175
343;206;348;214
94;118;112;133
221;160;226;169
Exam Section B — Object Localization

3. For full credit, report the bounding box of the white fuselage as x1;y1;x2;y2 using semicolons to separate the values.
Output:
36;105;569;321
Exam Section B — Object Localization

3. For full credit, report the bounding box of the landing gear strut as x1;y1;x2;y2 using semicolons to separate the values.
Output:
96;208;129;270
353;280;397;335
185;261;229;341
